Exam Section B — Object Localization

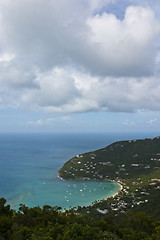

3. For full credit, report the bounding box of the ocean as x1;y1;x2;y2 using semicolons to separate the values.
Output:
0;132;157;210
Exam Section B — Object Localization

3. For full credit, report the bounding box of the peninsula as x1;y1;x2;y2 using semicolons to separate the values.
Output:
59;136;160;218
1;136;160;239
59;136;160;181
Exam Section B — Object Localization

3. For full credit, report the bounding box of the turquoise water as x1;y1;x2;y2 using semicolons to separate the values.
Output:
0;132;157;209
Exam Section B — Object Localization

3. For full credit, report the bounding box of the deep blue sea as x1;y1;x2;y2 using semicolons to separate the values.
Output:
0;132;157;210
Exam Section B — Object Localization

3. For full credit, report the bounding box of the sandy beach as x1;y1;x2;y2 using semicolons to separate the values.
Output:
109;182;123;198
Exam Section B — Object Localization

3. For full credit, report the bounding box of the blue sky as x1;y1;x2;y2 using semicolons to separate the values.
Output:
0;0;160;133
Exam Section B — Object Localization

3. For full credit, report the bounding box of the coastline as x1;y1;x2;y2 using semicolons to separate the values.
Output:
109;182;123;198
58;172;123;205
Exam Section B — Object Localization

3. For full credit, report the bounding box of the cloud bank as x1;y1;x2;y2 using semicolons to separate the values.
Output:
0;0;160;113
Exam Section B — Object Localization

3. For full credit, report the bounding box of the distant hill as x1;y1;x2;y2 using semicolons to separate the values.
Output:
59;136;160;219
0;136;160;239
59;136;160;181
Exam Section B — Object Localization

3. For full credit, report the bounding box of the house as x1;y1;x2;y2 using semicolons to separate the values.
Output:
131;164;139;167
97;208;108;214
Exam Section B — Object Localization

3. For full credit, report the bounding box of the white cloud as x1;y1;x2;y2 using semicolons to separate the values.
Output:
123;119;135;126
146;118;158;126
13;68;160;113
20;68;81;111
0;2;159;76
0;52;15;63
26;119;43;127
87;0;115;12
1;66;160;113
87;6;160;76
26;116;72;127
0;1;160;113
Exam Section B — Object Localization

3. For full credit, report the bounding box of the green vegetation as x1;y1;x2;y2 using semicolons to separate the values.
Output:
59;136;160;181
59;136;160;220
0;198;160;239
1;136;160;239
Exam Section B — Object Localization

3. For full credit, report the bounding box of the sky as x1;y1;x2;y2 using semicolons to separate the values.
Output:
0;0;160;133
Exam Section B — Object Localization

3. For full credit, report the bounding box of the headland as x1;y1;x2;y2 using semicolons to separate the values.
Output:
59;136;160;218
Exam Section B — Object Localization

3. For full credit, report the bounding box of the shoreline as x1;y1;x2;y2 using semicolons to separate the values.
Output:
109;182;123;198
58;173;123;205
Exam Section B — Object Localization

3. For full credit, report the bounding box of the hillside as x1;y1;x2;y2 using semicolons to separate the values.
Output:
59;136;160;181
59;136;160;219
0;136;160;239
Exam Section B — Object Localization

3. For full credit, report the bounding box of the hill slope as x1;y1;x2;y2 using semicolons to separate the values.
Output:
59;136;160;181
59;136;160;219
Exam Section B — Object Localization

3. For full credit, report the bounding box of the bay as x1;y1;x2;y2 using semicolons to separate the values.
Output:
0;132;157;209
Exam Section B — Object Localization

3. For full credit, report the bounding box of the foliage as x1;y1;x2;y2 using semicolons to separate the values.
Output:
59;136;160;221
1;137;160;239
59;137;160;180
0;198;160;240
